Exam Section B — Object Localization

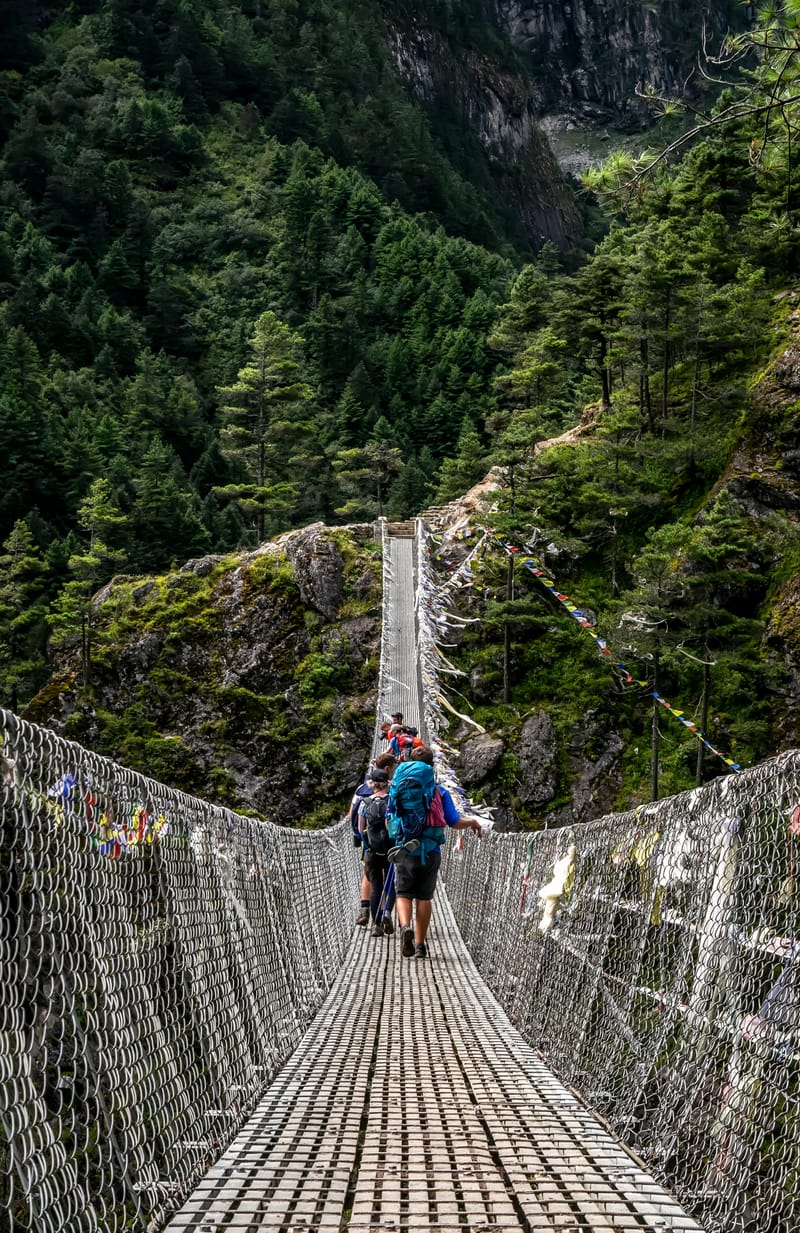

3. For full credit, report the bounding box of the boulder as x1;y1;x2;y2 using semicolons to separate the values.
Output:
469;664;497;702
480;796;519;833
179;553;227;578
284;524;344;620
458;733;504;785
773;342;800;392
566;711;625;821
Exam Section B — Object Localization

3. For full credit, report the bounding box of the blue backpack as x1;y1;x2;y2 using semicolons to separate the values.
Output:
387;762;445;862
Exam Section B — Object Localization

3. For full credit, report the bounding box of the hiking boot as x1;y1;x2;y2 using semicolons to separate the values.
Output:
382;917;394;936
415;942;428;960
355;908;369;926
371;921;384;937
400;926;415;958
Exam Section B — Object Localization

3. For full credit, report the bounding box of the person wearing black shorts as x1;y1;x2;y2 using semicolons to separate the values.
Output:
394;747;482;959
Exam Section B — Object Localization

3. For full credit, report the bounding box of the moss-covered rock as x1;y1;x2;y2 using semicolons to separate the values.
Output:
25;526;382;827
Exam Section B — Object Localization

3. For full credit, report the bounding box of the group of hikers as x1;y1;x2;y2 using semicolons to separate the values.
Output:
349;711;482;959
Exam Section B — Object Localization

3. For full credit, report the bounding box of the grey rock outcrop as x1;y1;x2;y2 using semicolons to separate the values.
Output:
26;525;381;827
283;523;344;620
773;343;800;392
566;710;625;821
493;1;737;124
458;733;505;785
469;664;495;702
386;19;581;246
516;710;558;806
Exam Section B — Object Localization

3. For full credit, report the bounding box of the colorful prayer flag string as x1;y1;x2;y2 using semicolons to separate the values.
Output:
495;538;743;774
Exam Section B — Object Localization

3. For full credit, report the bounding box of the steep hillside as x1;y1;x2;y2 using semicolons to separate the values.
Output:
424;309;800;824
26;525;382;825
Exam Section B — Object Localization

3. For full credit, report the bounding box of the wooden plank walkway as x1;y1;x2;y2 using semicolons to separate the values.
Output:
164;890;702;1233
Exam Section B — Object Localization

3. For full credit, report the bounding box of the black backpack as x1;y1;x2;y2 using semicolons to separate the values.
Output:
361;794;389;855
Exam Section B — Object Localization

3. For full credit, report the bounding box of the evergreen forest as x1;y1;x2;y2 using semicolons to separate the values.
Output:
2;0;800;811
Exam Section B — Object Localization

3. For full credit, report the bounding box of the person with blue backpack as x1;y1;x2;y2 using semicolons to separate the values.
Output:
387;745;482;959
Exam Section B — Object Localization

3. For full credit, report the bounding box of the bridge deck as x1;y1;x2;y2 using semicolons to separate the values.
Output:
162;530;701;1232
165;891;701;1233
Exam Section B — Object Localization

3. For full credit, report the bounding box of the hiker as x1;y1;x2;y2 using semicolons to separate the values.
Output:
397;726;423;758
350;751;397;925
358;767;395;937
374;751;398;776
385;712;403;754
389;745;481;959
350;776;374;925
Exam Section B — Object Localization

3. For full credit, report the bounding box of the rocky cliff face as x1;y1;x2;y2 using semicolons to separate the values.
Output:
492;1;739;124
386;2;739;244
25;525;383;826
386;16;582;247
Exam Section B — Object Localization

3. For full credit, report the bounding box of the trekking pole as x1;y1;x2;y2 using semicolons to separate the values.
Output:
377;864;395;922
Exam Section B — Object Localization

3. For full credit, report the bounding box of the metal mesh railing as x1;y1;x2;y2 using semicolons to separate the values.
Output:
419;507;800;1233
0;709;358;1233
415;520;800;1233
442;764;800;1233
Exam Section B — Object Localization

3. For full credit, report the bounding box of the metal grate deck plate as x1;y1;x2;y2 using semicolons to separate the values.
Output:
164;891;703;1232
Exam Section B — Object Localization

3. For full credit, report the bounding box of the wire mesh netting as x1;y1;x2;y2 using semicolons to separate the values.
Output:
417;518;800;1233
0;709;358;1233
441;765;800;1233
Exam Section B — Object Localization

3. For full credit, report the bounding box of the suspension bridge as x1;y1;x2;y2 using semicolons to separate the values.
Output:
1;521;798;1233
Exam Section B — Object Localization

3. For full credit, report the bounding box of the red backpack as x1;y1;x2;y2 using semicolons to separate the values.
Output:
396;732;416;759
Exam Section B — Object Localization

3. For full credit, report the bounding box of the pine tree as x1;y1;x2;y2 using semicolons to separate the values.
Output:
434;418;487;504
333;442;404;519
553;247;623;411
0;521;48;711
0;327;55;530
48;480;126;689
493;325;570;432
131;439;210;570
334;384;368;448
614;521;694;800
215;312;315;542
385;448;437;518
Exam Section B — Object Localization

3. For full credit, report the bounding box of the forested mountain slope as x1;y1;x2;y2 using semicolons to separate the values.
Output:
4;1;800;822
